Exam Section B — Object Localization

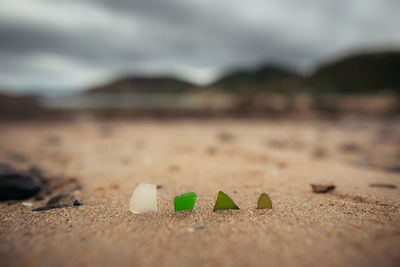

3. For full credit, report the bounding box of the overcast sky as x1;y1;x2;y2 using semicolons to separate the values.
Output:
0;0;399;94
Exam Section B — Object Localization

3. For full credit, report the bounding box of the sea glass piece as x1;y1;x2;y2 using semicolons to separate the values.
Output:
213;191;239;211
174;192;197;212
257;192;272;209
129;183;157;214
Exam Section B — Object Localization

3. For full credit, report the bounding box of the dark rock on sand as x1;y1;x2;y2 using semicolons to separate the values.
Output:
32;204;68;211
340;142;361;153
311;184;336;193
0;167;42;201
206;146;217;155
313;147;328;158
47;193;76;206
32;193;82;211
73;199;83;206
217;132;235;142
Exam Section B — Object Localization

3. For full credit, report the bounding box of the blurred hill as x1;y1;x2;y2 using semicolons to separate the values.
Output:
307;51;400;94
88;76;197;94
86;51;400;95
208;51;400;94
207;65;301;94
86;65;301;95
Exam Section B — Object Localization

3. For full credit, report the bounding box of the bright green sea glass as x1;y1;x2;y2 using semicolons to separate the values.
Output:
213;191;239;211
257;193;272;209
174;192;197;212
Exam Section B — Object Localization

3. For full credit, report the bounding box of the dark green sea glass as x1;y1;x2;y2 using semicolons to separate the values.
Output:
257;193;272;209
174;192;197;212
213;191;239;211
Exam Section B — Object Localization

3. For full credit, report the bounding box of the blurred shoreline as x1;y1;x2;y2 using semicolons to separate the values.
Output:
1;92;399;121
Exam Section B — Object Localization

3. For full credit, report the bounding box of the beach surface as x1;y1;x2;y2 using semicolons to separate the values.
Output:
1;118;399;267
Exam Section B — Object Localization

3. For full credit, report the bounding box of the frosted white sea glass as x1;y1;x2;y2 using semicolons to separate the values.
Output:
129;183;157;214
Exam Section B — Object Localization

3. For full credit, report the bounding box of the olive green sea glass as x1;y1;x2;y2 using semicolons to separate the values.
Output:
213;191;239;211
257;193;272;209
174;192;197;212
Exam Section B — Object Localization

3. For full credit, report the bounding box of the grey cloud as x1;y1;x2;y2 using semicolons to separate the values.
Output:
0;0;399;93
0;21;152;66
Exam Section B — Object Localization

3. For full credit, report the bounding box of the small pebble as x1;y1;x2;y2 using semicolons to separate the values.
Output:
207;146;217;155
32;193;82;211
217;132;234;142
73;199;83;206
311;184;336;193
22;202;33;207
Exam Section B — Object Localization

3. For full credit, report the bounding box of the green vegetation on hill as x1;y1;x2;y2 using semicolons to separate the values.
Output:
209;65;300;93
209;51;400;94
307;51;400;94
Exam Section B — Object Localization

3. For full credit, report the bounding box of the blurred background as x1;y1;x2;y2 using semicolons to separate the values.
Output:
0;0;399;119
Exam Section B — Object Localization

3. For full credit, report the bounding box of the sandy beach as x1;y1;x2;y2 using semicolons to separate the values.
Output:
0;118;399;267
